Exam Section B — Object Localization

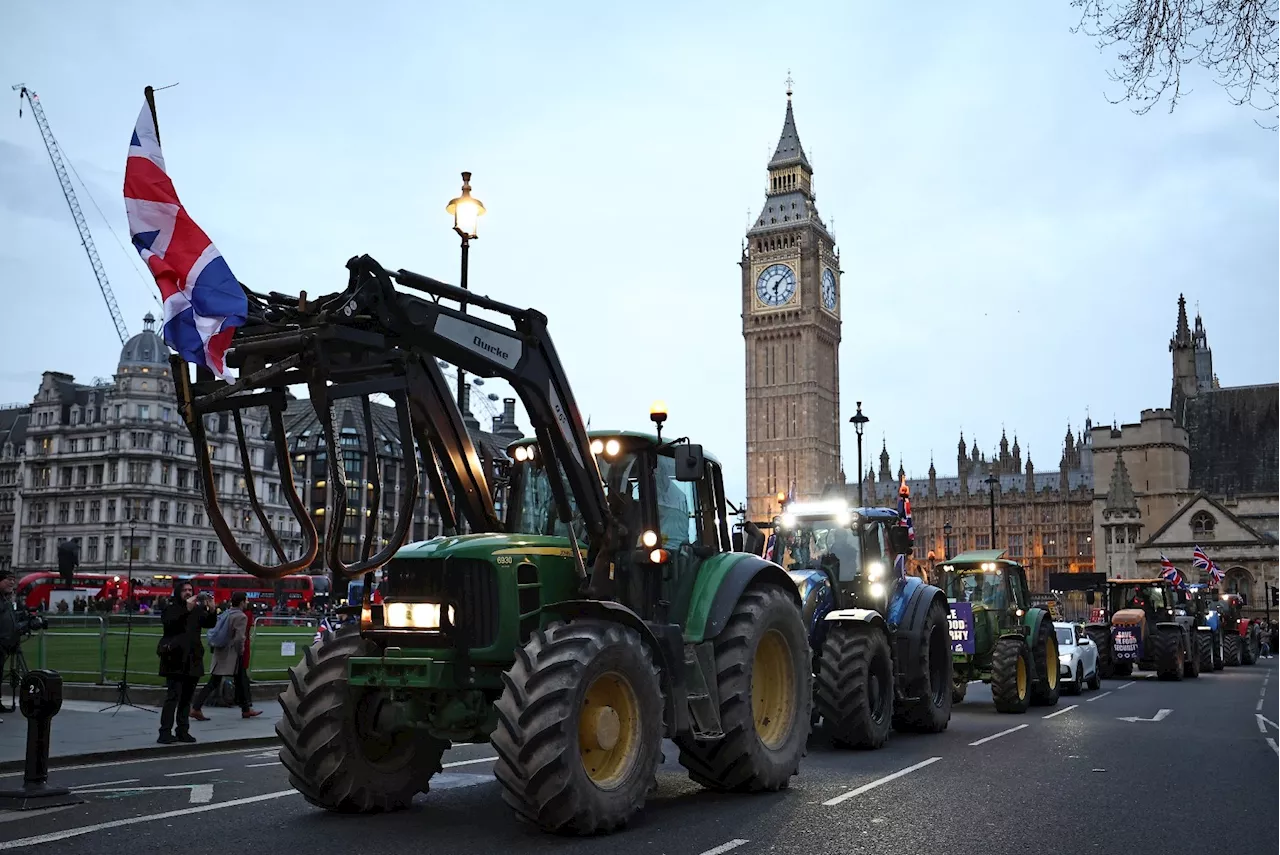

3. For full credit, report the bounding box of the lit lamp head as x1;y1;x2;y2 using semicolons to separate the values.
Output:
446;171;486;240
650;400;668;440
849;401;869;437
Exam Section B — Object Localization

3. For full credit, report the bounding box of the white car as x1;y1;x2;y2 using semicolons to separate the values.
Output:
1055;621;1101;695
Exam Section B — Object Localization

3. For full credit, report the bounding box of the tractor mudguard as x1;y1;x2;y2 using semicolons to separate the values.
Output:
823;607;890;636
684;554;800;643
893;582;949;695
1203;611;1219;633
789;568;836;648
887;576;923;627
1155;620;1186;647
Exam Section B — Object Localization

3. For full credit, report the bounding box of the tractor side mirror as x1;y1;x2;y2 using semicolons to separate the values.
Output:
674;443;705;482
887;525;912;556
743;521;765;556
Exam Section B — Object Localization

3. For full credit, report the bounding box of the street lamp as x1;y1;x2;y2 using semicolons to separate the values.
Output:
849;401;869;506
984;474;999;549
943;521;953;560
445;171;486;412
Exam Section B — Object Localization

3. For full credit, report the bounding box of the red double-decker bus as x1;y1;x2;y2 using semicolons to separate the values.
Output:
15;571;316;611
190;573;316;609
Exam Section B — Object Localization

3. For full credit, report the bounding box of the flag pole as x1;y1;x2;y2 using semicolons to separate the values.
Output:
144;85;160;145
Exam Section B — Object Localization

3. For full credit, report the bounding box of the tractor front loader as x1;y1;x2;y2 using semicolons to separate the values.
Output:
173;255;812;835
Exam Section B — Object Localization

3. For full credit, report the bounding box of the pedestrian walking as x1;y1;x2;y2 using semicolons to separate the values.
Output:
157;579;216;744
191;592;261;720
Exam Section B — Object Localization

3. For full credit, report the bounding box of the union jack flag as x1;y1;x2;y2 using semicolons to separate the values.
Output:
1159;554;1186;588
1192;545;1224;584
893;552;907;581
313;617;332;645
125;99;246;381
764;533;777;563
786;480;796;505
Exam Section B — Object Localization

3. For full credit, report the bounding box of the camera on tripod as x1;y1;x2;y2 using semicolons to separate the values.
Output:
15;607;48;637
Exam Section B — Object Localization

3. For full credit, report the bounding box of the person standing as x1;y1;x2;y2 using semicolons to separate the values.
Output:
0;571;19;720
157;579;216;744
191;592;261;720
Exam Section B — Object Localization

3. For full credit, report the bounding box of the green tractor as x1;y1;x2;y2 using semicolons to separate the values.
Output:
941;551;1061;714
175;256;812;835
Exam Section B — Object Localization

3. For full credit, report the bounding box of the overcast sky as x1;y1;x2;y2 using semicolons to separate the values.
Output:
2;1;1276;505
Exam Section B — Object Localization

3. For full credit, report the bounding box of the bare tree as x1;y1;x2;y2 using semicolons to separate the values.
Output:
1072;0;1278;125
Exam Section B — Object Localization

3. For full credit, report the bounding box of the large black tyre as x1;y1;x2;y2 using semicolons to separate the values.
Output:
1196;632;1213;674
676;585;812;792
990;637;1031;714
1029;618;1061;707
1224;632;1242;666
1211;631;1224;670
492;620;663;835
1085;625;1113;678
1154;625;1185;681
1242;626;1259;665
952;678;968;705
277;623;447;813
1183;629;1201;678
891;597;953;733
1113;661;1133;677
815;623;893;749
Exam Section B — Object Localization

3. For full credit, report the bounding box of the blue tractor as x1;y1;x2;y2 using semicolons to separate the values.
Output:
767;501;952;749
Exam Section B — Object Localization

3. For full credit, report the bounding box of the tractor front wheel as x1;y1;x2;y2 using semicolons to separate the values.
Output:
277;623;447;813
1196;633;1213;675
1085;626;1113;678
1212;631;1224;670
1154;626;1185;681
1029;619;1061;707
492;619;663;835
1224;632;1242;666
676;585;811;792
990;637;1031;714
891;597;953;733
1242;627;1260;665
815;623;893;750
1183;630;1201;679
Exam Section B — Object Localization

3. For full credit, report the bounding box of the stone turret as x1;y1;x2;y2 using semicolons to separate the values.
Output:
1102;451;1142;577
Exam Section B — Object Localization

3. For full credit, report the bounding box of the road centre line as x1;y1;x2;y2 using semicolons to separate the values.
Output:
1086;691;1113;702
1257;698;1264;711
1116;681;1135;689
1256;715;1268;733
1257;714;1277;731
165;768;222;777
69;778;140;789
1043;705;1078;719
0;789;299;850
698;840;750;855
443;755;497;768
1268;738;1278;756
245;762;279;768
969;724;1029;747
822;756;942;806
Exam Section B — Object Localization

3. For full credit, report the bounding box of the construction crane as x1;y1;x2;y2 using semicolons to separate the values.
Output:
14;83;130;344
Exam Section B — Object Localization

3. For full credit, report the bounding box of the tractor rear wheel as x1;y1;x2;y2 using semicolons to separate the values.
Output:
1224;632;1242;666
1113;661;1133;676
1242;627;1259;665
815;623;893;749
492;619;663;835
1029;619;1061;707
676;585;811;792
1085;626;1113;678
1196;633;1213;674
951;678;968;705
891;597;953;733
277;623;447;813
1183;630;1201;678
1211;631;1224;670
1154;626;1185;681
990;637;1031;714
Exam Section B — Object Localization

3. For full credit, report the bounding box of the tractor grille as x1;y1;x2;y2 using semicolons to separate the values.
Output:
384;557;499;648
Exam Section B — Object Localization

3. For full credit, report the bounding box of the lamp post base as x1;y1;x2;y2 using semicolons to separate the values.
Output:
0;783;85;811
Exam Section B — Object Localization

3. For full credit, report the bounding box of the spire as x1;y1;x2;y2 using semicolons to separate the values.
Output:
769;85;812;171
928;456;936;478
897;458;905;481
1105;451;1139;512
1172;293;1191;348
878;439;892;482
957;431;967;456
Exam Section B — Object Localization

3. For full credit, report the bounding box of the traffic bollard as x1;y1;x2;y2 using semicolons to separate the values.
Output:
0;670;85;810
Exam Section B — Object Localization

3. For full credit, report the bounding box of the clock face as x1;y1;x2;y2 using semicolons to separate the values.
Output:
822;269;837;310
756;264;796;307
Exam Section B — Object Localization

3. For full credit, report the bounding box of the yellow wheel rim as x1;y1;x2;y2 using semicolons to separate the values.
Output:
752;629;796;749
578;671;640;789
1016;654;1027;699
1045;635;1058;690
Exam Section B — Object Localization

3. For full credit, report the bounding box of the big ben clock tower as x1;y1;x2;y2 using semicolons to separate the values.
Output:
741;81;842;521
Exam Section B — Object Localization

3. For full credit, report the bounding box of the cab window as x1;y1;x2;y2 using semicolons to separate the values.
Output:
653;455;698;549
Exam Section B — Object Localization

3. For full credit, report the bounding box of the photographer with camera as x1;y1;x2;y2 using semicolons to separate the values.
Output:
156;578;216;744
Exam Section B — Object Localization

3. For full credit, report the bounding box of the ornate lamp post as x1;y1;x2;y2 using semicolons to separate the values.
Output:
849;401;869;506
984;474;999;549
445;172;486;411
943;521;953;560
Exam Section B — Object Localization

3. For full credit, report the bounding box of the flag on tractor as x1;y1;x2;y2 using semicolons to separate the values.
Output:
764;532;777;563
896;474;915;546
893;552;907;581
124;97;246;382
1192;545;1224;585
786;480;796;505
1159;554;1186;588
313;617;332;645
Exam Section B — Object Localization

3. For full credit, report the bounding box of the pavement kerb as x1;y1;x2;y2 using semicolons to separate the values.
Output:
0;734;280;774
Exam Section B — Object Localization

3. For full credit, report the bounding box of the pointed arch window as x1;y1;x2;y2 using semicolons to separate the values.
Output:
1190;510;1216;539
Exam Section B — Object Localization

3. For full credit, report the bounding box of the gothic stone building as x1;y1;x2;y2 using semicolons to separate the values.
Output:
742;87;843;520
0;405;30;577
1092;297;1278;616
852;427;1096;592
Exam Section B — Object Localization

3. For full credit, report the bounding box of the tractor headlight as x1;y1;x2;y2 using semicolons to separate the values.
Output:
866;561;885;581
385;602;455;629
869;582;886;599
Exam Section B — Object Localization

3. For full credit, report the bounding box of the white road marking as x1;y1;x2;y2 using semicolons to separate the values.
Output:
1086;691;1113;703
245;762;279;768
188;784;214;803
1257;714;1278;731
822;757;942;806
0;789;298;850
969;724;1029;747
1043;705;1078;719
1117;709;1172;723
1117;681;1135;689
72;784;213;801
698;840;750;855
1;745;278;780
442;756;496;769
1257;698;1265;711
69;779;140;789
1268;738;1279;756
164;768;222;777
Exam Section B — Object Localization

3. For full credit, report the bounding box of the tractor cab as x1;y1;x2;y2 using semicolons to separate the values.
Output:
941;551;1033;650
1107;579;1177;624
770;502;906;612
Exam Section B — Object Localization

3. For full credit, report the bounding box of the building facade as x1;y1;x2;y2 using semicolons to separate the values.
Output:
0;405;29;577
851;427;1096;592
1090;297;1278;615
742;86;843;520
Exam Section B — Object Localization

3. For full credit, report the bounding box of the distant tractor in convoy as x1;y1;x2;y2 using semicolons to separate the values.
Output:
769;501;953;749
1214;592;1262;666
942;551;1061;714
1086;579;1207;680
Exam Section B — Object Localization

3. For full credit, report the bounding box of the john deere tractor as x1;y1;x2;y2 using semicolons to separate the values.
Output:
1213;592;1262;666
941;551;1060;714
766;501;953;749
174;256;811;835
1085;579;1205;680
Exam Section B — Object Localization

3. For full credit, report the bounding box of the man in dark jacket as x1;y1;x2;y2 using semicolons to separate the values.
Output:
0;571;19;720
157;579;216;744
